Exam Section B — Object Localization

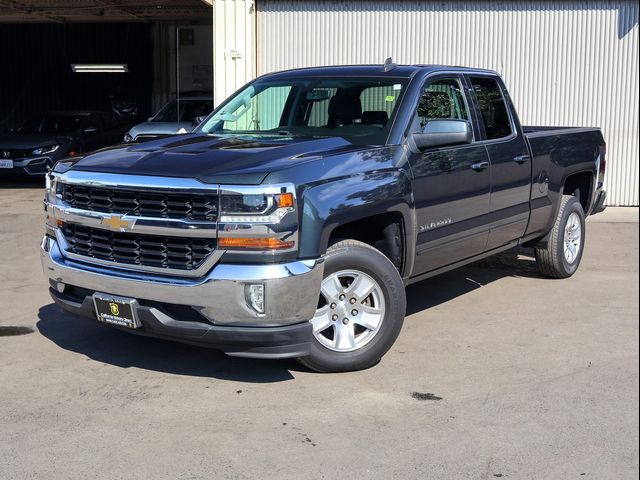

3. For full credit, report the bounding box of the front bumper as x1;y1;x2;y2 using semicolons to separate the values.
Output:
41;235;323;358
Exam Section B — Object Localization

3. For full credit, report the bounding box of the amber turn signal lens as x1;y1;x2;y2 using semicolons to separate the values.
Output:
218;237;295;250
277;193;294;208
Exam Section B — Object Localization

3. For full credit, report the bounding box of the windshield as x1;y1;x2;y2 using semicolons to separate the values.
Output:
18;114;86;134
198;77;408;145
153;99;214;122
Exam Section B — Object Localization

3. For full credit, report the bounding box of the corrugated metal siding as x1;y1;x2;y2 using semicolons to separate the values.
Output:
213;0;256;106
257;1;639;206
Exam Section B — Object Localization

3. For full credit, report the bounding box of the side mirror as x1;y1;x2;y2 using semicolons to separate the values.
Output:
409;119;472;151
83;126;99;135
192;115;207;126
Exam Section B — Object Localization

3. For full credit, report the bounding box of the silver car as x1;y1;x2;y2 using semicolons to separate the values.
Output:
124;96;213;143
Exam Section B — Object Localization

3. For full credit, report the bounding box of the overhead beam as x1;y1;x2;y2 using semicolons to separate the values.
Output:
0;0;65;23
93;0;149;22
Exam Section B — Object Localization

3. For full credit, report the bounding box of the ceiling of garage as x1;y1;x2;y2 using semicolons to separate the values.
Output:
0;0;212;23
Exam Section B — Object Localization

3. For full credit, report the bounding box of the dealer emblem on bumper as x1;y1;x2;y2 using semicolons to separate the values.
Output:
109;303;120;316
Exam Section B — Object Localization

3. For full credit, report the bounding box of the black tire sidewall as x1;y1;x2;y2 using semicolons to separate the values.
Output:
304;243;406;372
557;197;586;276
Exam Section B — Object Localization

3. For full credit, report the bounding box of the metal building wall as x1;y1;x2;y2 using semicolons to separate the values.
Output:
256;1;639;206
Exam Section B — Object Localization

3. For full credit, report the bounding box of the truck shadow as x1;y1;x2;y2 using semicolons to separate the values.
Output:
36;304;300;383
36;248;540;382
406;247;541;315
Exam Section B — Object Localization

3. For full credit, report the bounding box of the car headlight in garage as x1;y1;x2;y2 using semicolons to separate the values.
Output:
32;145;59;156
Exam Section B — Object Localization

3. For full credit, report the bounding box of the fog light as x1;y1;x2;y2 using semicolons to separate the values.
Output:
245;284;265;314
55;282;66;294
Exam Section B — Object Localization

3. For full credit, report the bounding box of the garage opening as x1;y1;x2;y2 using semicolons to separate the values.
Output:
0;1;213;136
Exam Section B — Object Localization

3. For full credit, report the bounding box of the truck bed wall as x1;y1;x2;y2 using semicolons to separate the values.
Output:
524;128;605;239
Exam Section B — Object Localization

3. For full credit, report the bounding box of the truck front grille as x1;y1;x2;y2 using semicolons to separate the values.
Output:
61;224;216;271
62;184;218;222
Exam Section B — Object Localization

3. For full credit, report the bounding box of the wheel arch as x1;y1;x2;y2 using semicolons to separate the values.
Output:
298;170;415;278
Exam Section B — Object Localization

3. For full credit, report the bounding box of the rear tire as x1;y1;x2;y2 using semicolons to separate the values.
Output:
535;194;586;278
297;240;406;373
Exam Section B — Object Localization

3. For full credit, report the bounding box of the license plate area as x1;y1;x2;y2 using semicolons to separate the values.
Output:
0;159;14;169
93;293;141;329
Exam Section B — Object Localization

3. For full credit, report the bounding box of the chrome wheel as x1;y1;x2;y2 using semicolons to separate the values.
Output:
311;269;386;352
564;212;582;264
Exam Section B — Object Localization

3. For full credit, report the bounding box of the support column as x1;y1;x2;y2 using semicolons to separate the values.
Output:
212;0;257;106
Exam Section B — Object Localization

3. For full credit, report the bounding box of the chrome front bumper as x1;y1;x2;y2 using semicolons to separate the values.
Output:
41;235;324;327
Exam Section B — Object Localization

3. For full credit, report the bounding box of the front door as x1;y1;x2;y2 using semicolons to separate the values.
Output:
407;76;492;275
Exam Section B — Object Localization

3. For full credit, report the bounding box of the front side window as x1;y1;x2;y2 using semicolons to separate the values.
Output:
416;77;470;129
470;76;513;140
199;77;408;145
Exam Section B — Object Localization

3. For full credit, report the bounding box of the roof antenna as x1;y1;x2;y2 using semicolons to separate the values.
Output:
382;57;397;72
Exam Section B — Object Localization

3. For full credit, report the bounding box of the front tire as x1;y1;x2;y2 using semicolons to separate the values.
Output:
535;194;586;278
297;240;406;373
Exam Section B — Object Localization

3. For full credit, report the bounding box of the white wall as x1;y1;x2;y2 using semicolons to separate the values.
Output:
255;1;639;206
212;0;256;106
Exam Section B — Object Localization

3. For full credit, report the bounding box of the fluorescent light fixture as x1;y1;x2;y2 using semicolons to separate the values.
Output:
71;64;129;73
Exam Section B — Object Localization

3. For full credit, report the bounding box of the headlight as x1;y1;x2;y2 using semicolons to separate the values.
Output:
45;173;60;198
218;186;297;251
219;192;295;223
123;132;133;143
32;145;59;156
45;172;54;192
44;173;62;236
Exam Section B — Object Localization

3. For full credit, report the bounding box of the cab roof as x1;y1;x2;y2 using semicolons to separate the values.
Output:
261;64;498;80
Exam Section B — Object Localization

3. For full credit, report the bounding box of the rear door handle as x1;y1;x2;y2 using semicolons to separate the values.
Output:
470;161;490;172
513;154;530;164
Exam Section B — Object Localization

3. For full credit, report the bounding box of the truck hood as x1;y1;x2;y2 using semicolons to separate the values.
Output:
65;134;358;184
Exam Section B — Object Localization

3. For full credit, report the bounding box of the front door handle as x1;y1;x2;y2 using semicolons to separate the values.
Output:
513;154;530;164
471;161;490;172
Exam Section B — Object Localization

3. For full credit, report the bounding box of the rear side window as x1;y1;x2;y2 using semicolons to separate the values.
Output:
470;76;512;140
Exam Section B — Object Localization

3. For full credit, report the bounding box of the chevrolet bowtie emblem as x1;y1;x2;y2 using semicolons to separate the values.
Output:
101;215;135;231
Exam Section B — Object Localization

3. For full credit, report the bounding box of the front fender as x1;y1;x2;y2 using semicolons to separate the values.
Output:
298;169;415;264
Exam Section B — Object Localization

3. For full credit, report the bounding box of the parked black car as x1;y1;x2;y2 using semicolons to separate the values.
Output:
0;111;129;177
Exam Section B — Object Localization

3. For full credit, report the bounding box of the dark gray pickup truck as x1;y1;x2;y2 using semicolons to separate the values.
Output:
42;64;607;372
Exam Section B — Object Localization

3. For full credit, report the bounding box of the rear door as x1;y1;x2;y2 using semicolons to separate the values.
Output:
407;75;491;275
467;75;531;249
